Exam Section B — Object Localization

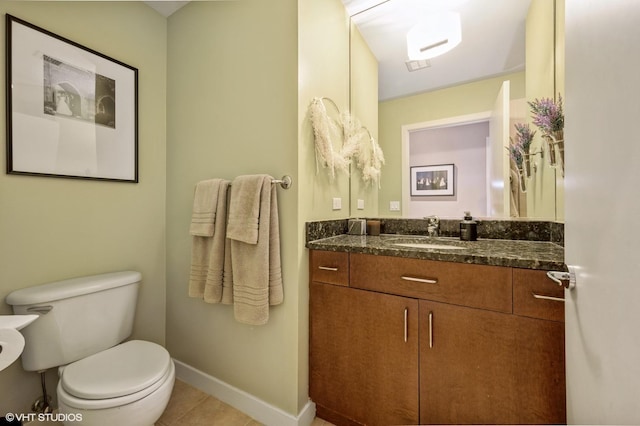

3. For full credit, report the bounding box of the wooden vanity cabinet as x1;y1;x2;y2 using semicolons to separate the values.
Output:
309;251;566;426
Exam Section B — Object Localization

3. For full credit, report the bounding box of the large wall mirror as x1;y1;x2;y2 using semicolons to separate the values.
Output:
347;0;564;221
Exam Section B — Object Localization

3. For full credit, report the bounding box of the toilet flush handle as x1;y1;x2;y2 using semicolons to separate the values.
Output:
26;305;53;315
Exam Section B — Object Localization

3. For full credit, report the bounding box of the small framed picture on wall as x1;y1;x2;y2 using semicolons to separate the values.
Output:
410;164;455;196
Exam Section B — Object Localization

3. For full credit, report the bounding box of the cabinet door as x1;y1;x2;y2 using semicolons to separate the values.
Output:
310;282;419;426
513;268;566;424
419;300;518;425
513;311;566;424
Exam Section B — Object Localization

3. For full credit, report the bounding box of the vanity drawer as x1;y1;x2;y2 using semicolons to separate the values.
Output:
310;250;349;286
350;253;512;313
513;268;564;322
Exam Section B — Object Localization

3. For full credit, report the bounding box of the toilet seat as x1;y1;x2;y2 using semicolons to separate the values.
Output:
58;340;173;410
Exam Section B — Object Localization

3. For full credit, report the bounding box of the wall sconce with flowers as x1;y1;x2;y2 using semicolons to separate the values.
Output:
529;95;565;175
509;123;538;193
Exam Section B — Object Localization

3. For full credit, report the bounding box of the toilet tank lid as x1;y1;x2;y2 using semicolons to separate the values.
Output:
5;271;141;306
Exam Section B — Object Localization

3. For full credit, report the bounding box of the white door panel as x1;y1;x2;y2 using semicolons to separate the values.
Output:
565;1;640;423
488;81;510;217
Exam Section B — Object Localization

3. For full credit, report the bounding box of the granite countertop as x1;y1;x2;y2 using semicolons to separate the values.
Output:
306;234;565;271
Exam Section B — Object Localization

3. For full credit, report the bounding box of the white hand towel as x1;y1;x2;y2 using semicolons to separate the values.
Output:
189;179;222;237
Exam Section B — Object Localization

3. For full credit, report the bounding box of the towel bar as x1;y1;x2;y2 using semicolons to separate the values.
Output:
227;175;292;190
271;175;292;189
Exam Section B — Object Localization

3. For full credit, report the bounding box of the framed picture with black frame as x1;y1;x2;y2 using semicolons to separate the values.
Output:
410;163;455;196
5;14;138;182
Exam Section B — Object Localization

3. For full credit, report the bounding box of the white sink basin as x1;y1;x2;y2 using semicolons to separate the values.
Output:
0;314;38;371
382;237;467;250
392;242;465;250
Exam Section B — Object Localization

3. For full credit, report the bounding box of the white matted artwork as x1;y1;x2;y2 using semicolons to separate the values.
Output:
5;15;138;182
410;164;455;196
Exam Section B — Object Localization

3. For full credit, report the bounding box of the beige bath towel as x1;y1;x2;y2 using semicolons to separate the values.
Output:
189;179;221;237
189;179;231;301
227;175;283;325
221;236;234;305
226;176;263;244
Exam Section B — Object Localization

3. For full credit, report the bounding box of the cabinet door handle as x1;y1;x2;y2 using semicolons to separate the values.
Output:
547;268;576;290
532;292;564;302
404;308;408;343
318;266;338;271
428;311;434;348
401;275;438;284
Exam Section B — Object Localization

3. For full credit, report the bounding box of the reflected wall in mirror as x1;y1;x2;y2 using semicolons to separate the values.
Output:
347;0;564;220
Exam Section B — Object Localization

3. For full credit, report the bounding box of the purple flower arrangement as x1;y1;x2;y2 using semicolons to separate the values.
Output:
509;123;536;169
514;123;536;154
509;142;523;168
528;95;564;135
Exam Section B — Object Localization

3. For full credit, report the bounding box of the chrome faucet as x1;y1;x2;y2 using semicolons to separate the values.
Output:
425;215;440;237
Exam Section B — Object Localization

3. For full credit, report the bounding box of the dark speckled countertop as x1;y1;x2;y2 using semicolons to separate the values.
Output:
306;234;565;271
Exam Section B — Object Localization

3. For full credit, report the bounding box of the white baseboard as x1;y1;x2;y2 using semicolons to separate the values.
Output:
173;359;316;426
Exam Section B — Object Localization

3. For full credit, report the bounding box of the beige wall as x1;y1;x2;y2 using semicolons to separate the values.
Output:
0;1;167;414
166;0;357;415
165;0;303;415
378;71;526;216
555;0;565;221
297;0;352;412
525;0;558;220
350;23;379;216
298;1;350;220
0;0;360;418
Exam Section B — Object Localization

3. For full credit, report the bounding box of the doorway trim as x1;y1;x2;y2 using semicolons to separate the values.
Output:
401;111;491;216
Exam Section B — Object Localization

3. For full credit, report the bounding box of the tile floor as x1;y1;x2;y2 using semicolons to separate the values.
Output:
24;378;334;425
156;379;259;426
157;379;335;426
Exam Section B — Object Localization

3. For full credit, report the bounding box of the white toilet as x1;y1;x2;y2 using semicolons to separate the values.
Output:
5;271;175;426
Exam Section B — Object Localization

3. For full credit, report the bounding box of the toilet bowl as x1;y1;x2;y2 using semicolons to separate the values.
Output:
5;271;175;426
57;340;175;426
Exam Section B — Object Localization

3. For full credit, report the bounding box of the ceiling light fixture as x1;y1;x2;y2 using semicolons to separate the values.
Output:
406;11;462;60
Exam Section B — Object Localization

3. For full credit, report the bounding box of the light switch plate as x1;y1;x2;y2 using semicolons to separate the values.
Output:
357;199;365;210
390;201;400;211
332;197;342;210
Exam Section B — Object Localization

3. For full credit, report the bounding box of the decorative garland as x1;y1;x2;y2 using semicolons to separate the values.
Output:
309;97;385;185
309;97;350;179
356;127;385;187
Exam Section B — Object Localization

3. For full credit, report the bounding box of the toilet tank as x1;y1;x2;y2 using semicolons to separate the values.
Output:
5;271;141;372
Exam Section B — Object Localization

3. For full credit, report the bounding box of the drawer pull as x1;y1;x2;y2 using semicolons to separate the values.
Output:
428;311;434;348
401;276;438;284
532;292;564;303
318;266;339;272
404;308;408;343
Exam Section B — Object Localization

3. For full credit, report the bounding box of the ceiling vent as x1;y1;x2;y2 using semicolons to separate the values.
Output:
405;59;431;72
